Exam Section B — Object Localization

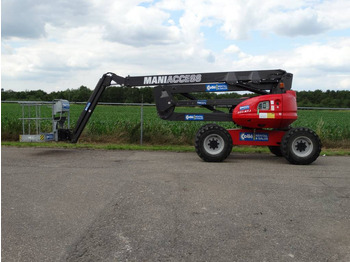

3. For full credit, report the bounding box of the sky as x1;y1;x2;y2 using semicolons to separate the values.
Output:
1;0;350;93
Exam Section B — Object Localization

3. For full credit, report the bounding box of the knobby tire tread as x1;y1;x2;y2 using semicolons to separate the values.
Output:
281;127;321;165
195;124;233;162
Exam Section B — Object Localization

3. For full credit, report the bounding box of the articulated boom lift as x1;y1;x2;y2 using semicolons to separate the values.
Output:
67;69;321;165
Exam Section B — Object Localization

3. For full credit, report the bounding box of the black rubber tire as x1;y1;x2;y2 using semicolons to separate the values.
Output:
268;146;283;157
281;127;322;165
195;124;233;162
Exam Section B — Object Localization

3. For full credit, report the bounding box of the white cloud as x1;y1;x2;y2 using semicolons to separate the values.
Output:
104;5;181;46
1;0;350;92
339;78;350;89
1;0;93;39
271;8;329;36
155;0;185;11
213;37;350;91
224;45;241;54
318;0;350;30
285;38;350;72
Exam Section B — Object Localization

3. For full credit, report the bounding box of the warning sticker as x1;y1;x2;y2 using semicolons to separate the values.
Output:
259;113;275;119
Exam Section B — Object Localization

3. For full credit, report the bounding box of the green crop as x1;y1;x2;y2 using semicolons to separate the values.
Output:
2;103;350;148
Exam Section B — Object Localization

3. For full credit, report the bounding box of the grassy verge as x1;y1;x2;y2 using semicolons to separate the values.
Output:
2;141;350;156
1;141;194;152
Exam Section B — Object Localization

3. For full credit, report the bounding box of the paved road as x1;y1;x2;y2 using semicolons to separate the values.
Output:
1;147;350;261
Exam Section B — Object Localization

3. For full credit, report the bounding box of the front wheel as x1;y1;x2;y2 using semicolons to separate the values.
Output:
195;124;233;162
281;127;322;165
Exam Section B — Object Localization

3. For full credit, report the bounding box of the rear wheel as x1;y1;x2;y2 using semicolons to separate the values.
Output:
195;124;232;162
281;127;321;165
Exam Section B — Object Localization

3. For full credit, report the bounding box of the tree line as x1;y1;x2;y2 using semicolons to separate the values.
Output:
2;86;350;108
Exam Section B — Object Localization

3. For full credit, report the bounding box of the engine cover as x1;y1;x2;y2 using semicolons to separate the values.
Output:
232;90;297;129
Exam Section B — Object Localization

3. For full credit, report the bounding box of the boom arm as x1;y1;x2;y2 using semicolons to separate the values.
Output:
71;69;293;143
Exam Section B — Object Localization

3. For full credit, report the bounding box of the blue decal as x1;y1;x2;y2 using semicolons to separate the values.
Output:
240;132;269;141
206;83;228;92
84;102;91;111
45;134;54;141
197;100;207;105
239;105;250;111
62;102;70;110
185;114;204;121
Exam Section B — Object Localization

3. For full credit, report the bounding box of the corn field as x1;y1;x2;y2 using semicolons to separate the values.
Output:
2;103;350;147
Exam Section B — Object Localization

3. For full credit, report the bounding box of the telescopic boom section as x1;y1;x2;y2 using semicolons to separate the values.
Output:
70;70;293;143
71;74;114;143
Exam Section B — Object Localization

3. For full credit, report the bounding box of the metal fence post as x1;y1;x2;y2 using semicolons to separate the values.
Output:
140;95;143;145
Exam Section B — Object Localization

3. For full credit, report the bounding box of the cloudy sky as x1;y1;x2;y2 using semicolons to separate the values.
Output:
2;0;350;92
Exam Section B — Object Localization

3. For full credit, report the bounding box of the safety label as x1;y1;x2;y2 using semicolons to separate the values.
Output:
259;113;275;119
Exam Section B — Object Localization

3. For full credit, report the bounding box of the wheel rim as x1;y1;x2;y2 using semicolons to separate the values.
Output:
291;136;313;157
203;134;225;155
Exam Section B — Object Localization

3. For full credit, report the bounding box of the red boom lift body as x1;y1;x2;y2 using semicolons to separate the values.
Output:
229;90;297;146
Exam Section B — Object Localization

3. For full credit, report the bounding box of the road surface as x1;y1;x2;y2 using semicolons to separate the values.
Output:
2;147;350;261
